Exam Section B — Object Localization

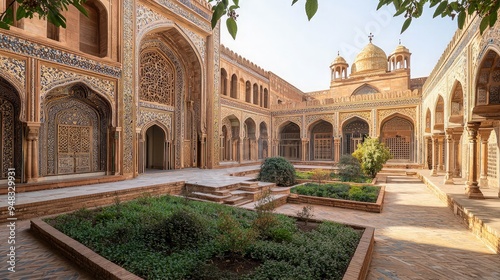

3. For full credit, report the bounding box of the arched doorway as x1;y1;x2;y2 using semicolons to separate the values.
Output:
279;122;301;160
243;118;256;161
0;78;22;180
380;115;414;162
145;125;166;170
258;122;269;159
309;120;333;160
41;84;110;176
342;117;369;155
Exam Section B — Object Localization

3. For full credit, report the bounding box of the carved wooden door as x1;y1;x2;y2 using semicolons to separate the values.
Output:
58;125;92;174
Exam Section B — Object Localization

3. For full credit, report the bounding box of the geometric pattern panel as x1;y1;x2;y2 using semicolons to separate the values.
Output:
57;125;92;174
140;51;175;105
381;116;414;161
488;143;498;179
0;98;14;179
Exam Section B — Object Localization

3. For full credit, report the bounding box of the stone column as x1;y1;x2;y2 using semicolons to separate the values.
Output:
25;123;40;183
444;130;454;184
431;135;438;176
238;137;243;163
438;136;445;171
301;138;308;161
334;138;341;162
466;122;484;199
452;132;462;177
479;129;492;188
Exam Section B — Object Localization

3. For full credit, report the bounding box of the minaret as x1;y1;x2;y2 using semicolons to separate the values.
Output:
330;51;349;81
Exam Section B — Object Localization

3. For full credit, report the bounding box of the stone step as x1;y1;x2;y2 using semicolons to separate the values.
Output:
233;199;254;207
270;186;292;195
190;192;231;203
223;196;247;205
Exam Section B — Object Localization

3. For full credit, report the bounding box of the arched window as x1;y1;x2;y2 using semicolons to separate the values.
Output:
263;88;269;108
80;0;107;57
230;74;238;98
245;81;251;103
253;83;259;105
220;69;228;96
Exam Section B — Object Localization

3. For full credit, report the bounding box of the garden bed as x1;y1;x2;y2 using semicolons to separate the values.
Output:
37;195;374;280
288;183;385;213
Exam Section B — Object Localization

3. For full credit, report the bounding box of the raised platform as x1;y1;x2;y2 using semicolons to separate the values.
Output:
416;169;500;253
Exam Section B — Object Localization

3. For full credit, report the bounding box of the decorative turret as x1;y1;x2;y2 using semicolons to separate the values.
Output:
330;52;349;80
388;40;411;71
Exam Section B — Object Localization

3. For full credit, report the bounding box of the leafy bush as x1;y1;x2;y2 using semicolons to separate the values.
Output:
337;155;363;182
257;157;296;187
46;195;361;280
311;169;331;184
352;137;392;178
291;183;380;203
147;208;209;252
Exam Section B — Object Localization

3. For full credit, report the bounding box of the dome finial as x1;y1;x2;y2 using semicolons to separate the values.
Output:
337;51;340;56
399;39;401;45
368;32;374;43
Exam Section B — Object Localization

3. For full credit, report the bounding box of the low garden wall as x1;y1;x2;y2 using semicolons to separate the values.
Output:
287;185;385;213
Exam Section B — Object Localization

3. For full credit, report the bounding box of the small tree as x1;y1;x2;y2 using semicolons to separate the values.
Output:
352;137;392;178
310;169;330;184
257;157;296;187
337;155;363;182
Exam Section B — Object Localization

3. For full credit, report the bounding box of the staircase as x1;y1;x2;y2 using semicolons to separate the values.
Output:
186;180;289;206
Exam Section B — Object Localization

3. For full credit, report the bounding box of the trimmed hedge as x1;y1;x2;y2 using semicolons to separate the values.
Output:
291;183;380;203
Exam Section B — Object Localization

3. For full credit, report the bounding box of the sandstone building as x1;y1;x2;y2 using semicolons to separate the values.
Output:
0;0;498;199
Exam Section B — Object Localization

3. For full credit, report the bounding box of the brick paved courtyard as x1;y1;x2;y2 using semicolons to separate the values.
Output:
1;168;500;279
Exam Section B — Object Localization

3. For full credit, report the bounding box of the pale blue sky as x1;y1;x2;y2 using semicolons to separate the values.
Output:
220;0;458;93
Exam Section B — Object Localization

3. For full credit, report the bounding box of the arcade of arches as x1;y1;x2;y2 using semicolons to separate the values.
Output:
0;1;498;200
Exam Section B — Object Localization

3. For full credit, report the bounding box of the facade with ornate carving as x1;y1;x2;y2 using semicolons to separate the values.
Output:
0;1;498;198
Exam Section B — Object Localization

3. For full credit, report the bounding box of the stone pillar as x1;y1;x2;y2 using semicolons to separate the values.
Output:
25;124;40;183
201;134;207;169
444;130;454;184
334;138;341;162
438;136;445;171
431;135;438;176
479;129;492;188
238;137;243;163
301;138;308;161
466;122;484;199
452;132;462;177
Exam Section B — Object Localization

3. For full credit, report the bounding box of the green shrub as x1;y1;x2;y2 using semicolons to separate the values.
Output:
352;137;392;178
338;155;363;182
147;208;208;252
291;183;379;203
257;157;296;187
311;169;331;184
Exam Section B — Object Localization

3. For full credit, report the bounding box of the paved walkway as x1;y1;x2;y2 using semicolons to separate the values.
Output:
276;174;500;280
1;167;500;279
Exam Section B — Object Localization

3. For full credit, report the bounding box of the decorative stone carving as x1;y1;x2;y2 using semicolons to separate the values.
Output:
340;111;371;127
140;51;175;105
138;109;173;139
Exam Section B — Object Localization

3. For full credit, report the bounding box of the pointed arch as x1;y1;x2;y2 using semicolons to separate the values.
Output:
449;80;464;125
352;84;380;95
434;95;445;130
425;108;432;133
309;120;333;161
342;117;369;155
258;121;269;159
278;121;301;160
473;49;500;119
380;114;415;161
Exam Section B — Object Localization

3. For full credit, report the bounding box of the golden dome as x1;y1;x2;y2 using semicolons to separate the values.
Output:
392;44;410;54
331;55;347;66
351;43;387;74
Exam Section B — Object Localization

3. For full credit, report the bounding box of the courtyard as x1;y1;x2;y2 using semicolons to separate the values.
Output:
1;166;500;279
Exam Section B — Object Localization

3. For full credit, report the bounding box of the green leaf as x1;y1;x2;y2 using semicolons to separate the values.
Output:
0;21;10;30
489;10;497;27
211;3;225;29
305;0;318;21
15;7;26;21
433;1;448;18
480;15;490;34
226;17;237;39
291;0;299;6
401;17;412;33
457;10;466;29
